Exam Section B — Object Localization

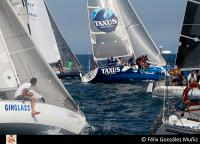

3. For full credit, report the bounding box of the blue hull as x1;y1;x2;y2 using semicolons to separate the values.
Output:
89;65;166;83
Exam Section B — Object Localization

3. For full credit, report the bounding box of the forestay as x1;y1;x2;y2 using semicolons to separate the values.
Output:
176;0;200;69
87;0;134;61
44;1;81;72
0;0;79;112
26;0;61;64
115;0;165;66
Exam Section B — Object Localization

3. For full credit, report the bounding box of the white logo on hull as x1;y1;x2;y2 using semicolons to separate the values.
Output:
101;67;121;75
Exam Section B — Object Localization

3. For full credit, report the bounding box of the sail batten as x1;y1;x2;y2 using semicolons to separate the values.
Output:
189;0;200;5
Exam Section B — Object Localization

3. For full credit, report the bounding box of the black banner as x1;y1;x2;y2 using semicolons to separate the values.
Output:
0;135;200;144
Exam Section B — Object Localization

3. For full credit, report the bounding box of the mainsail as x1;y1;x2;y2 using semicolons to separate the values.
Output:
87;0;165;66
87;0;134;60
1;0;79;112
26;0;61;64
176;0;200;69
44;1;81;72
115;0;165;66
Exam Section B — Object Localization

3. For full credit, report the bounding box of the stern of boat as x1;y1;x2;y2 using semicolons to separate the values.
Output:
81;68;99;83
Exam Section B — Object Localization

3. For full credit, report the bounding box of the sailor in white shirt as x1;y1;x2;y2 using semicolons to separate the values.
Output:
117;57;123;66
15;77;44;116
187;71;197;85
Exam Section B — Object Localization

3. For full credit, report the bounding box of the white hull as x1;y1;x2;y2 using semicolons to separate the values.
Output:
147;82;200;98
0;100;87;135
155;113;200;134
156;123;200;135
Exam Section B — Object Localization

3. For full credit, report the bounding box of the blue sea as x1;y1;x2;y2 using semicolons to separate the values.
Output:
63;54;176;135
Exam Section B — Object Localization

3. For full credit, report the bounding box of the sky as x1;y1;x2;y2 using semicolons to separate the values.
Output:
46;0;187;54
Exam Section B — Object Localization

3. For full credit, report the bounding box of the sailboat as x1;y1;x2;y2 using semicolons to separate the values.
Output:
44;1;82;78
147;1;200;98
81;0;167;83
152;0;200;134
0;0;87;134
11;0;81;79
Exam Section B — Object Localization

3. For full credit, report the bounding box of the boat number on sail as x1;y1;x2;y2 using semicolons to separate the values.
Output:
4;104;31;112
101;67;121;75
93;8;118;33
27;1;38;18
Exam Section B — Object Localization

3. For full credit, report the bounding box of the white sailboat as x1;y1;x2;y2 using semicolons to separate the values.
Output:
148;81;200;98
0;0;87;134
11;0;81;79
152;0;200;134
44;1;82;78
81;0;167;83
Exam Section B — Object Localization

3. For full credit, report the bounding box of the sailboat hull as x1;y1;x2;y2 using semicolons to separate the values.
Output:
154;121;200;135
0;100;87;135
82;65;165;83
148;81;200;98
57;72;80;79
54;68;80;79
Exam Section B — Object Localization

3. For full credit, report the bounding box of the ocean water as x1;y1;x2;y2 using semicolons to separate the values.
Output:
63;54;176;135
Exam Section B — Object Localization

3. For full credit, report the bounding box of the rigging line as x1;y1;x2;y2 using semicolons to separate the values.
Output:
6;33;27;39
10;47;35;54
180;34;200;42
189;0;200;5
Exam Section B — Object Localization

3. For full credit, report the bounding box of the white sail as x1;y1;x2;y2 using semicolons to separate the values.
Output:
115;0;166;66
7;0;29;32
0;30;19;91
1;0;80;112
44;1;81;72
87;0;135;61
26;0;61;64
